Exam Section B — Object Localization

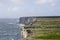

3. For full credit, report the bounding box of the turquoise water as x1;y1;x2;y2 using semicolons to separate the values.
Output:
0;19;21;40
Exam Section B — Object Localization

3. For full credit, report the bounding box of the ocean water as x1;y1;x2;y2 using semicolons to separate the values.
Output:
0;19;21;40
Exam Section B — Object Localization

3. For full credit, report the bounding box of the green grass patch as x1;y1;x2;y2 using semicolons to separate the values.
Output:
33;33;60;39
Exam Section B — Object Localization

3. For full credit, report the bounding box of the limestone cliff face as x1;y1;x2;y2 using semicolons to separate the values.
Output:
19;17;36;25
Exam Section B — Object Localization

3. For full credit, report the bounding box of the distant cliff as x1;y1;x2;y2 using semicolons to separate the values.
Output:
19;17;36;25
19;16;60;25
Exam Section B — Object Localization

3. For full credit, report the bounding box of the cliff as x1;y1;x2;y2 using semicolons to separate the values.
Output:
19;16;60;40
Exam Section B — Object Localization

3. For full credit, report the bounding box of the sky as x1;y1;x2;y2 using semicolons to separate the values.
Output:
0;0;60;18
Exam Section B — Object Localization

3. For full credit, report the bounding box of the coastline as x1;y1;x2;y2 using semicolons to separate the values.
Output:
19;16;60;40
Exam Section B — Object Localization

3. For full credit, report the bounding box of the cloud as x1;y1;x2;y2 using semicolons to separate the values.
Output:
51;3;56;6
0;3;3;7
10;0;24;5
8;7;19;12
35;0;57;5
12;7;19;11
11;0;21;3
49;0;57;6
35;0;47;4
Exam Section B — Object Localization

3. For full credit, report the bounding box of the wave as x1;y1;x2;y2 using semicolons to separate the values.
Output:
11;38;14;40
8;23;14;25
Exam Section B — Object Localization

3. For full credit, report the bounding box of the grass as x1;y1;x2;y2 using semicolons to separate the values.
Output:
33;33;60;39
26;18;60;40
27;27;60;40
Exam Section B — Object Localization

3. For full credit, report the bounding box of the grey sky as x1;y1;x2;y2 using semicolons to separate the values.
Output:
0;0;60;18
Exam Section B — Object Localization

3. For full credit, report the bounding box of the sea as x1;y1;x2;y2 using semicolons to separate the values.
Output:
0;18;21;40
